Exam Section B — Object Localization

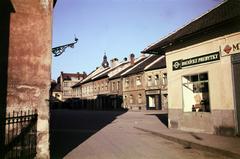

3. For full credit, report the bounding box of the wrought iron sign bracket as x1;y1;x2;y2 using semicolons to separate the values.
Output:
52;37;78;57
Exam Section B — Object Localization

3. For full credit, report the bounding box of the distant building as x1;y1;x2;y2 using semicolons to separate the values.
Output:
109;58;131;97
52;72;86;101
51;80;62;101
144;56;167;110
121;54;160;110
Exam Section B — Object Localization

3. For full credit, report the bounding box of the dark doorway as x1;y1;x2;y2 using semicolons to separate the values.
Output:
146;95;161;110
232;54;240;135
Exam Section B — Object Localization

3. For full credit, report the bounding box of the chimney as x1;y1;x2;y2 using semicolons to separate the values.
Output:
130;53;135;65
141;53;145;58
110;58;119;67
83;71;87;78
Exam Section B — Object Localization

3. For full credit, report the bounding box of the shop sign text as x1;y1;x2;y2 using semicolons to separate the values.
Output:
146;90;161;95
172;52;220;71
221;42;240;56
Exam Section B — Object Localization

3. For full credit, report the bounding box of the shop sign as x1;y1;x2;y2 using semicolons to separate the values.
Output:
146;90;160;95
172;52;220;71
221;42;240;56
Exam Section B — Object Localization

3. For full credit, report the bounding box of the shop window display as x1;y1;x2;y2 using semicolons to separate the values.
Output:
182;72;210;112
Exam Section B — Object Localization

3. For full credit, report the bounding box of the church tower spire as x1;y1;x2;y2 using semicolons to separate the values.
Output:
102;52;109;68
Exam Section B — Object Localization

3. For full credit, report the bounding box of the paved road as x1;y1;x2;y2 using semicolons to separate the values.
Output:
50;110;232;159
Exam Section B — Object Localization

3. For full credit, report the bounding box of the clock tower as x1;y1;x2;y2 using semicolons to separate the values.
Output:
102;53;109;68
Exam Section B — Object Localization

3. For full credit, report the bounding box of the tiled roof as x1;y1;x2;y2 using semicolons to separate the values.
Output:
142;0;240;54
52;84;61;92
92;67;111;81
122;55;160;77
109;57;147;80
80;67;109;84
61;72;86;80
144;56;166;71
92;62;129;81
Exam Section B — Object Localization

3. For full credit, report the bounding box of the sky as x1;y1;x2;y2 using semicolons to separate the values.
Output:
52;0;224;80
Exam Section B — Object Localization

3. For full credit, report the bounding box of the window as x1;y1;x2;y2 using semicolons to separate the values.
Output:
63;82;68;87
125;78;129;88
182;72;210;112
147;76;152;86
129;95;134;104
136;76;141;86
154;75;159;85
124;95;128;106
117;81;120;90
138;94;142;103
112;82;116;91
162;73;167;85
105;83;108;91
63;90;71;96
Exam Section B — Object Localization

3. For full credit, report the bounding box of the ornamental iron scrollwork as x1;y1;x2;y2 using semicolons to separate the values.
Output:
52;37;78;57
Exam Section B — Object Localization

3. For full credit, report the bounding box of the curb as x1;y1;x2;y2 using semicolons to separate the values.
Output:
135;127;240;159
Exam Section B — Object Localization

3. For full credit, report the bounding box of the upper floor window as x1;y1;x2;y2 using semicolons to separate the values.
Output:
129;95;134;104
63;82;68;87
138;94;142;103
105;83;108;91
147;76;152;86
101;83;104;90
117;81;120;90
154;75;159;85
125;78;129;88
136;76;141;86
112;82;116;91
162;73;167;85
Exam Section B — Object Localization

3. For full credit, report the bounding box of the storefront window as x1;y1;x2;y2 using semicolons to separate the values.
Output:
182;72;210;112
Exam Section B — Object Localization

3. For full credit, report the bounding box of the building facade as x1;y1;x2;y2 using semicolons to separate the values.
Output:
59;72;86;100
0;0;56;158
144;56;168;110
142;0;240;135
122;55;160;110
122;73;146;110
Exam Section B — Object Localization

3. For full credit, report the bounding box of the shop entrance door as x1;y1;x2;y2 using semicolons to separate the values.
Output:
232;54;240;135
146;95;161;110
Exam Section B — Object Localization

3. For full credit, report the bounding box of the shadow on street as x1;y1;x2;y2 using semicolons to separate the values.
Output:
147;113;168;127
50;109;127;159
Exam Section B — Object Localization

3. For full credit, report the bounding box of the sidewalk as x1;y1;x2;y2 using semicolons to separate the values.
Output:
133;111;240;159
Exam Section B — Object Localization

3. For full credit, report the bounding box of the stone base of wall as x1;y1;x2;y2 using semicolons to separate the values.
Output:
168;108;236;136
